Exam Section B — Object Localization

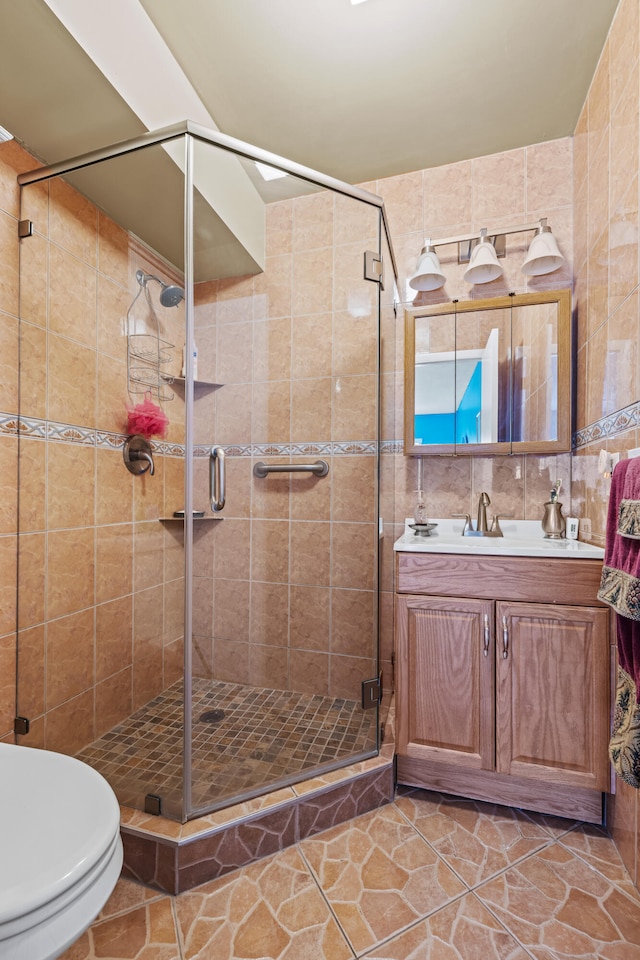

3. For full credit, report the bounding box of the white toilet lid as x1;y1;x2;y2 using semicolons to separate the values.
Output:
0;744;121;926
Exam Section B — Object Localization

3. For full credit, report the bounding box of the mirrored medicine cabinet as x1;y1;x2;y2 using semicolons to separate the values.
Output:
404;289;572;456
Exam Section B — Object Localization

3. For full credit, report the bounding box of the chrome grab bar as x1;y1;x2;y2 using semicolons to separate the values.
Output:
209;445;226;512
253;460;329;478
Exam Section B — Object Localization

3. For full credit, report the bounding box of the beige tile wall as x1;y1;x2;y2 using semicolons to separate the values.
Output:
189;188;383;703
368;136;574;540
0;140;185;751
571;0;640;893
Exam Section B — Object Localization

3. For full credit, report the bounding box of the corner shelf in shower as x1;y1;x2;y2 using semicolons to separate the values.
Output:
160;375;223;393
158;516;224;523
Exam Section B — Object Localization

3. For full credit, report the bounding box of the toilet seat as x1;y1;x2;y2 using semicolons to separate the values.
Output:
0;743;123;960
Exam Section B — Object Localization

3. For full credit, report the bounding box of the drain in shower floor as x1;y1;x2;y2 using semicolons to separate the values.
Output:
199;709;226;724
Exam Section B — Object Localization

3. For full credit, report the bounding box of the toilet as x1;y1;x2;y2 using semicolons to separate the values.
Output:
0;743;123;960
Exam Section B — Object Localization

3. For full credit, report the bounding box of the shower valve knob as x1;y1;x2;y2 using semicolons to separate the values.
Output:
123;435;155;476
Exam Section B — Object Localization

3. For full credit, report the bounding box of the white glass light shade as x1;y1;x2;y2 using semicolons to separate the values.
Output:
409;246;445;292
463;237;504;284
522;228;564;276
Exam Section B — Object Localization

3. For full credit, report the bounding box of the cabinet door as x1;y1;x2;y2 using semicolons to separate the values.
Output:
496;601;610;791
396;594;495;771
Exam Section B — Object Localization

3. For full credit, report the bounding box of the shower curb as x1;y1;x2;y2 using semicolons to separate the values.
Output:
119;756;395;894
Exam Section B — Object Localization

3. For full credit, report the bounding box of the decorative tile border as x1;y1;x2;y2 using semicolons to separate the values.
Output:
10;404;639;456
47;421;102;445
1;412;388;456
573;400;640;449
202;440;379;458
380;439;403;454
1;413;125;447
0;415;20;437
151;439;187;457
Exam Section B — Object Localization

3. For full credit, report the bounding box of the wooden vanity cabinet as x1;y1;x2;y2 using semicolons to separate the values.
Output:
395;552;611;823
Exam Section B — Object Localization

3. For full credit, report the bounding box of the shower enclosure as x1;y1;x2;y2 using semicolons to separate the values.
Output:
15;122;397;822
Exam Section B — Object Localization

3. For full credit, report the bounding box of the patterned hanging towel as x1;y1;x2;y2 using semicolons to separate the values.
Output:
609;666;640;788
597;457;640;787
598;458;640;684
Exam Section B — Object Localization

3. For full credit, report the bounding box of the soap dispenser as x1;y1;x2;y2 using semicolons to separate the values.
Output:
541;479;566;539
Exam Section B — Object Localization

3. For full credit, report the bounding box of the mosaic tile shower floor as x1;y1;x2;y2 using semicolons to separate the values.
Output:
60;788;640;959
76;678;377;819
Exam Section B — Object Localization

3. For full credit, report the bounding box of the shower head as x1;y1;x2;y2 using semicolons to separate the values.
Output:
159;283;184;308
135;269;184;308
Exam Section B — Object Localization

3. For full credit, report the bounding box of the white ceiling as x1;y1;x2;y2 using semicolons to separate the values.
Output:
0;0;619;185
0;0;620;278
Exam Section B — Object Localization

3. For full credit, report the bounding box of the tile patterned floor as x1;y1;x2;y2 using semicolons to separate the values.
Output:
60;787;640;959
75;678;376;819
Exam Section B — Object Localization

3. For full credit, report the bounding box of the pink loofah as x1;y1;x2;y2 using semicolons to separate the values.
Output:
126;396;169;439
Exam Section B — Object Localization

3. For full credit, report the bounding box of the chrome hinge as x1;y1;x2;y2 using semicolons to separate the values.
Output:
364;250;384;288
361;673;383;709
144;794;162;816
18;219;33;239
14;716;30;735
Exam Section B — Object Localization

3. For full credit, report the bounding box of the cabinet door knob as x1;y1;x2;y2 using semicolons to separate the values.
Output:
483;613;490;657
502;615;509;659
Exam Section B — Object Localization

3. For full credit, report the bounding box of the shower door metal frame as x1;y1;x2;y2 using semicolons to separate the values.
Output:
17;121;398;279
182;133;196;817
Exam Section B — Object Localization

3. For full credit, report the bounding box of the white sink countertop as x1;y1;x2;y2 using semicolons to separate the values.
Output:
394;518;605;559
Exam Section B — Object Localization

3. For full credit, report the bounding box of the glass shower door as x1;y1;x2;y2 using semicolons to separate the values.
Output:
15;139;191;820
185;135;382;817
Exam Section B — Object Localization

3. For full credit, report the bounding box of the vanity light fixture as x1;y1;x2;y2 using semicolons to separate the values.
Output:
408;239;446;292
409;218;564;291
463;228;503;285
521;219;565;276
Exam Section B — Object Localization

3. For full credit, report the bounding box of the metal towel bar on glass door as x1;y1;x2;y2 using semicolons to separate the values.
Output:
253;460;329;478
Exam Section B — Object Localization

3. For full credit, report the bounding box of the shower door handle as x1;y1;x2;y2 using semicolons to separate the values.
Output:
209;445;226;512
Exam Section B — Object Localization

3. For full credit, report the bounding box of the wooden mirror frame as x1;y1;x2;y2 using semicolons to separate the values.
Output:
404;289;572;456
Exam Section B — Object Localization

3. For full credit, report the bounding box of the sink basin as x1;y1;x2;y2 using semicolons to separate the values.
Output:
394;518;604;559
